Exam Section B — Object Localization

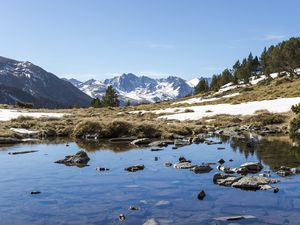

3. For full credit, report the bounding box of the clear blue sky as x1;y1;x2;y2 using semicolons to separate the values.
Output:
0;0;299;81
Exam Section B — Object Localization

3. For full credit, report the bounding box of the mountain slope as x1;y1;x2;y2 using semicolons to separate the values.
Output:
67;73;208;105
0;56;92;108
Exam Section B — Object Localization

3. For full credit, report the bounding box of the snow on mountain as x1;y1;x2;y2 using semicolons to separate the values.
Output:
66;73;207;105
0;56;92;108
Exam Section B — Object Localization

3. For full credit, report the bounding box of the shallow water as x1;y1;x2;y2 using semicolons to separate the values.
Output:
0;136;300;225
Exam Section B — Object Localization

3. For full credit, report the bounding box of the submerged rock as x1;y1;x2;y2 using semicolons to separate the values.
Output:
118;213;126;221
55;151;90;167
125;164;145;172
8;150;38;155
129;205;139;211
143;218;158;225
164;162;173;167
96;167;110;171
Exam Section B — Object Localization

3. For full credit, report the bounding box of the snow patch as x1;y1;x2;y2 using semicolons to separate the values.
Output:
0;109;67;121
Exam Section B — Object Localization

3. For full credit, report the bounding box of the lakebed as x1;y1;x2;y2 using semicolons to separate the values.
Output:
0;136;300;225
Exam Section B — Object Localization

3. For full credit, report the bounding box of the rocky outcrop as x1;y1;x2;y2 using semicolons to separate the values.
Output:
276;166;300;177
191;165;213;173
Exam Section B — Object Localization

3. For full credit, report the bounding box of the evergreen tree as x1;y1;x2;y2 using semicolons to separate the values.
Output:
91;98;102;108
195;78;209;94
125;100;131;107
101;85;120;107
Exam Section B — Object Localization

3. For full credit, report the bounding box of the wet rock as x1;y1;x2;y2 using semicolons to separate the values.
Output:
229;159;234;162
174;139;190;146
276;166;300;177
273;187;280;193
217;147;225;150
197;190;206;200
155;200;170;206
149;140;173;147
205;140;222;145
129;205;139;211
154;156;159;161
231;176;279;190
0;137;23;144
172;146;178;150
131;138;152;145
118;213;126;221
192;136;206;144
213;173;242;186
164;162;172;167
217;165;235;174
217;158;225;164
191;165;213;174
55;151;90;167
179;156;191;163
8;150;38;155
96;167;110;171
125;164;145;172
174;161;195;169
151;148;163;152
30;191;41;195
239;162;263;173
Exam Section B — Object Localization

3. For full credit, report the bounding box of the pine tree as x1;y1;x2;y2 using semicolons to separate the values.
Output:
91;98;102;108
195;78;209;94
101;85;120;107
125;100;131;107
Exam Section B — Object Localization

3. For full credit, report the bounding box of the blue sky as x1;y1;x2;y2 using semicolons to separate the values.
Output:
0;0;299;81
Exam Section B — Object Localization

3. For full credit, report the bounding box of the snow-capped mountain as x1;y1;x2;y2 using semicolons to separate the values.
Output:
0;56;91;108
66;73;208;105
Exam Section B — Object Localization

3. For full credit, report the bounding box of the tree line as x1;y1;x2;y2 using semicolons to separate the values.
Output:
195;37;300;94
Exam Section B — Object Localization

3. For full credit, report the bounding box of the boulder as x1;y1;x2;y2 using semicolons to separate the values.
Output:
197;190;206;200
213;173;242;186
125;164;145;172
231;176;279;190
191;165;213;174
239;162;263;173
131;138;152;145
55;151;90;167
276;166;300;177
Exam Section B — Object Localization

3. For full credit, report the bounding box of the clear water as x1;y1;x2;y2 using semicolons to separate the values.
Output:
0;136;300;225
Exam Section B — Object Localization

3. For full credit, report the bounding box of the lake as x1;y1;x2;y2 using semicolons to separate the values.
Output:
0;136;299;225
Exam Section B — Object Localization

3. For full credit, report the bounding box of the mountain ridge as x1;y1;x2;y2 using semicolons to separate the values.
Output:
65;74;211;105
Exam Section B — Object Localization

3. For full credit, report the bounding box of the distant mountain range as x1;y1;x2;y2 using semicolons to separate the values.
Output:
0;55;210;108
64;74;211;105
0;56;91;108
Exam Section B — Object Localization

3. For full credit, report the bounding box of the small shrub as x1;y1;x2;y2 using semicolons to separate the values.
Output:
184;109;194;113
290;116;300;138
16;100;34;109
292;103;300;114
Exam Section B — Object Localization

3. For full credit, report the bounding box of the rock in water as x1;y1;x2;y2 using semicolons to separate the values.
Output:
55;151;90;167
125;164;145;172
217;158;225;164
197;190;206;200
191;165;213;173
118;213;126;221
174;162;195;169
143;218;158;225
231;176;279;190
239;162;263;173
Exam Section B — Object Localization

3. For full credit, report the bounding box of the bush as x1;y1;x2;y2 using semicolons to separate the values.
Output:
16;100;34;108
73;120;104;138
290;116;300;138
292;103;300;114
246;113;286;126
